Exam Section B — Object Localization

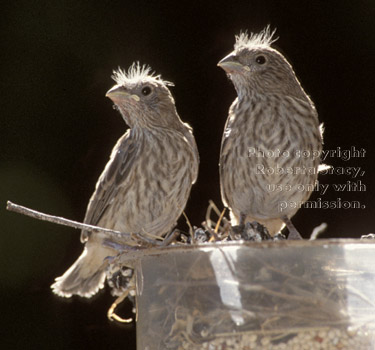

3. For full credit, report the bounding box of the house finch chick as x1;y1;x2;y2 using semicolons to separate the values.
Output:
218;27;322;239
52;62;199;297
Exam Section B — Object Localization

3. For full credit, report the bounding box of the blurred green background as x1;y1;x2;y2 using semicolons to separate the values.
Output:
1;1;374;348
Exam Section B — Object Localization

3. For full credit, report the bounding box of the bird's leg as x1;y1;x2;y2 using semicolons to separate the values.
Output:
239;213;246;227
107;289;133;323
229;213;246;239
282;215;303;240
162;229;180;246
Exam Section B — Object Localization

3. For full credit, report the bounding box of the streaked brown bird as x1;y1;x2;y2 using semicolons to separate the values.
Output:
52;63;199;297
218;27;322;239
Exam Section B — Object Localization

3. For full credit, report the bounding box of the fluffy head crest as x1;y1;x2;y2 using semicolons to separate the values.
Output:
234;25;278;50
111;62;174;87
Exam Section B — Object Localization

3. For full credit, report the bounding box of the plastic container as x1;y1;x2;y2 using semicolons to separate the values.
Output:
134;240;375;350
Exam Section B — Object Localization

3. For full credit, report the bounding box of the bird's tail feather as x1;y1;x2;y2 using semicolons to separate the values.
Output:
51;244;114;298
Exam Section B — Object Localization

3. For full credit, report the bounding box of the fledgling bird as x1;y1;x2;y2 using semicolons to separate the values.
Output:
52;62;199;297
218;27;322;239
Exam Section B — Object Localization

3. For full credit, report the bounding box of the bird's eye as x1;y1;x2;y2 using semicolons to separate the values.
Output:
141;86;152;96
255;55;266;65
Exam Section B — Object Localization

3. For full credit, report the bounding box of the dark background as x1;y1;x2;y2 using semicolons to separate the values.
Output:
1;1;374;348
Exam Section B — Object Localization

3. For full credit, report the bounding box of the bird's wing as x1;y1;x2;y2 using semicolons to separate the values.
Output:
80;129;138;242
182;123;199;184
219;100;238;206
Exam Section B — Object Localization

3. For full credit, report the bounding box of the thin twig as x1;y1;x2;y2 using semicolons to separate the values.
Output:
6;200;132;239
214;208;226;233
310;222;328;240
205;202;214;231
182;210;195;242
208;200;222;217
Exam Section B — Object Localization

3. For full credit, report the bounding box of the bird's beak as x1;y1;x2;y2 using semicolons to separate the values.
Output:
105;85;140;102
218;53;244;73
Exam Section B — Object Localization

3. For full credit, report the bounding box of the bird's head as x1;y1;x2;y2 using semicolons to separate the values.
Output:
106;62;180;129
218;26;305;100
